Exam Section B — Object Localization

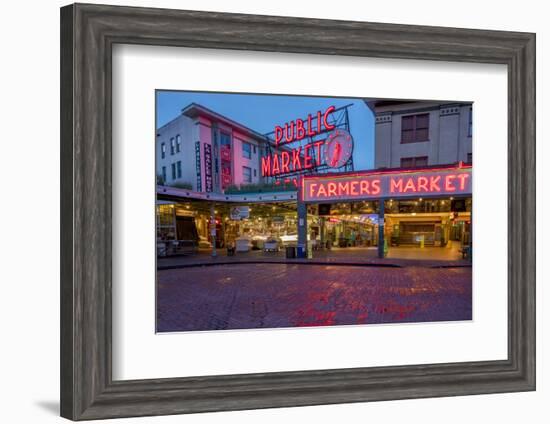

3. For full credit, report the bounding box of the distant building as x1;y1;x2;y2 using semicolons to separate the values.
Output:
156;103;270;193
366;100;473;168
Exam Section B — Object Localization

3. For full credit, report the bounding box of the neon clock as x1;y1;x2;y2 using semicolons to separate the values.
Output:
324;129;353;168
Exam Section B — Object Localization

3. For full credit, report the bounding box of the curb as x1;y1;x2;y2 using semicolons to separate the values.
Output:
157;260;404;270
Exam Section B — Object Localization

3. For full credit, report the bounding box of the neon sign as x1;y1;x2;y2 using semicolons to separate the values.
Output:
324;129;353;168
261;140;324;177
261;106;354;179
302;166;472;202
274;106;336;146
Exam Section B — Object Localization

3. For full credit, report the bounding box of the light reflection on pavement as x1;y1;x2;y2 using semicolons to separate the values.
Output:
157;264;472;332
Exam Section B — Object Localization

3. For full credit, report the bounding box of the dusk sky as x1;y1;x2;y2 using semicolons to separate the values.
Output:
156;91;375;170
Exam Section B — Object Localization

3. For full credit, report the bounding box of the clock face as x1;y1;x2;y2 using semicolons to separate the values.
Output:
324;129;353;168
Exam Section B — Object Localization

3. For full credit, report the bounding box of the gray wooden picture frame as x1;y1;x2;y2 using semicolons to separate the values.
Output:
60;3;536;421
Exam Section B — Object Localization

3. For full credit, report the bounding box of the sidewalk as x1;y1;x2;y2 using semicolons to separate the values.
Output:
157;245;471;269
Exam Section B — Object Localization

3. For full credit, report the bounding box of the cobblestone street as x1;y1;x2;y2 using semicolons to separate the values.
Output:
157;264;472;332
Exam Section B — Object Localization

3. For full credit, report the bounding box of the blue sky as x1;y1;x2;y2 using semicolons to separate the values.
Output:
156;91;375;170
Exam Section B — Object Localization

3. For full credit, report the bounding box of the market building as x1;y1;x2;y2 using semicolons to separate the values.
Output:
367;100;473;168
156;99;472;260
156;103;269;192
363;99;473;257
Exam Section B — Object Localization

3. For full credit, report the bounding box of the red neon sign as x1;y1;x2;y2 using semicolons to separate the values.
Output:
274;106;336;146
302;167;471;202
261;105;355;178
261;140;324;177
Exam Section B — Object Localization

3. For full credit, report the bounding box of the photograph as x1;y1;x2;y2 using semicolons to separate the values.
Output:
155;91;473;333
0;0;538;422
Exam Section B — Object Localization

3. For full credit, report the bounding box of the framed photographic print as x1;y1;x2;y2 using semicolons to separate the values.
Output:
60;3;536;420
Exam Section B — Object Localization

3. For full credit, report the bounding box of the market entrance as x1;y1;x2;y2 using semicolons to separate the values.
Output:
310;201;380;250
156;198;300;257
298;163;473;259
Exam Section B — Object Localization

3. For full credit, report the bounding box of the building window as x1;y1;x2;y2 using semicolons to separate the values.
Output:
176;161;182;178
171;163;176;180
401;113;429;143
467;153;472;164
242;142;252;159
175;135;181;153
253;169;257;177
162;166;166;183
400;156;428;168
220;132;231;146
253;145;257;154
243;166;252;183
161;142;166;159
170;137;175;155
468;108;473;137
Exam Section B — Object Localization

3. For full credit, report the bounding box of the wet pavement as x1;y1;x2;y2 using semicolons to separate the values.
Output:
157;263;472;332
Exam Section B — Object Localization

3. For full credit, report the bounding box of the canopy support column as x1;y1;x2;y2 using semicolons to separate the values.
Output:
378;199;385;259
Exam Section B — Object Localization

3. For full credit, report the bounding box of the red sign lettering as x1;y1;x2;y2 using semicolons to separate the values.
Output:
271;153;280;175
304;144;313;169
281;151;290;173
429;176;441;192
272;105;336;147
338;181;349;195
327;182;337;197
323;106;336;131
302;167;472;202
371;180;381;195
296;119;305;140
292;147;302;171
445;175;457;192
390;178;403;193
261;156;271;176
274;126;283;145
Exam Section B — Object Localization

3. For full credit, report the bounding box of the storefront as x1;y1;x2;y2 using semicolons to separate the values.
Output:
156;188;303;256
156;101;472;261
299;162;472;258
156;162;471;261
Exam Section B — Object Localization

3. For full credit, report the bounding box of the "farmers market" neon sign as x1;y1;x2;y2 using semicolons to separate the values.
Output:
302;164;472;202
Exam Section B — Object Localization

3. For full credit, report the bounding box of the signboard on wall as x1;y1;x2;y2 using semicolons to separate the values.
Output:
220;145;232;190
203;143;213;192
195;141;202;192
230;206;250;220
302;165;472;202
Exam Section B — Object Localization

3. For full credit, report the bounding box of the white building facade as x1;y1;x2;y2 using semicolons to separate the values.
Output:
156;103;268;193
367;100;473;169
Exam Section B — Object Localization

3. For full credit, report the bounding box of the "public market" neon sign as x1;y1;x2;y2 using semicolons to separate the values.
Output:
262;106;352;178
